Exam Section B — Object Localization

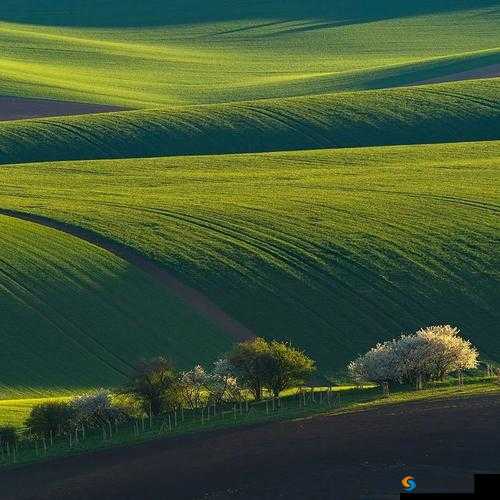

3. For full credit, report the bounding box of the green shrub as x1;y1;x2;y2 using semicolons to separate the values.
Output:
124;357;180;415
25;401;75;437
228;338;316;399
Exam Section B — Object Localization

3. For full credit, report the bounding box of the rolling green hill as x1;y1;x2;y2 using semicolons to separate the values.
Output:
0;1;498;397
1;141;498;385
0;79;498;165
0;1;498;106
0;215;232;398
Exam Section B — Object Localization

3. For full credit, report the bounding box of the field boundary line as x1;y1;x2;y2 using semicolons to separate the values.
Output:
0;208;254;342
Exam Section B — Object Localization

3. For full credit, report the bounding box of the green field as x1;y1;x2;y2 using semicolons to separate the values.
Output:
0;141;498;390
0;79;498;165
0;1;499;397
0;396;71;428
0;1;498;106
0;215;231;397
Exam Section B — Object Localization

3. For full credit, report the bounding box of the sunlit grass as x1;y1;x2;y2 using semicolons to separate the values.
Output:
0;1;498;105
0;78;498;165
0;140;498;389
0;396;71;428
0;0;498;406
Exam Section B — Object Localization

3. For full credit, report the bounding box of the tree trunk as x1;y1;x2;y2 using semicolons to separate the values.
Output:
252;384;262;401
150;397;162;416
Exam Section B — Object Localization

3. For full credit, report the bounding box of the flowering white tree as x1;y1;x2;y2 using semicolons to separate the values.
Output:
180;359;242;408
206;358;241;404
348;339;401;384
180;365;206;409
414;325;478;380
348;325;478;389
71;390;127;428
393;334;437;388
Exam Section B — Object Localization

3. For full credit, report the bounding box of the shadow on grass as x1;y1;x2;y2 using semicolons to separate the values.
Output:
0;0;495;28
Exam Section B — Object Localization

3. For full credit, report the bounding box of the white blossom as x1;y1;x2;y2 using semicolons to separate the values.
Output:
71;390;126;428
180;359;241;407
348;325;478;385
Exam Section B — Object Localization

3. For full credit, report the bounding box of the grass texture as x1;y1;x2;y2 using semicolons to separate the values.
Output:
0;1;498;398
0;78;498;165
0;141;498;383
0;215;232;397
0;1;498;106
0;396;71;428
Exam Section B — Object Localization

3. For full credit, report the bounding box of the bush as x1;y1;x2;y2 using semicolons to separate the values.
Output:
347;339;401;384
227;338;270;400
180;359;242;407
124;356;180;415
228;338;316;399
205;359;242;404
180;365;207;409
265;341;316;397
0;426;18;448
412;325;478;380
111;393;144;418
348;325;479;388
71;390;129;429
25;401;75;437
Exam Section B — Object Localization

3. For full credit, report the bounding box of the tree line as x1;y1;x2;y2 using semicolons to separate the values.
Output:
0;325;489;450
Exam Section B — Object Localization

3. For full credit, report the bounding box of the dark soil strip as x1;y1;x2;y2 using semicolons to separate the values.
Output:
1;394;498;500
0;208;253;341
0;96;127;121
416;63;500;86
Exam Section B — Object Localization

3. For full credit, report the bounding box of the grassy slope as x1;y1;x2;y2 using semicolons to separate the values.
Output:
0;1;498;398
0;78;498;165
0;396;71;428
0;1;498;106
0;141;498;371
0;215;232;398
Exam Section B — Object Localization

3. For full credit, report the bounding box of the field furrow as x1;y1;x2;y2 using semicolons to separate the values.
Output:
0;141;498;386
0;79;498;165
0;214;234;397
